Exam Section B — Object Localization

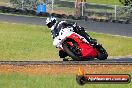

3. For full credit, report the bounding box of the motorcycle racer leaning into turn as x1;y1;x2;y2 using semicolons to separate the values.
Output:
46;16;103;59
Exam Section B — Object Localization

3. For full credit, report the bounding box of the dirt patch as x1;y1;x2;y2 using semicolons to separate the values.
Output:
0;64;132;75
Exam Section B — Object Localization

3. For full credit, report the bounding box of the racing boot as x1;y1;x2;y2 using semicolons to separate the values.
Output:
59;50;68;59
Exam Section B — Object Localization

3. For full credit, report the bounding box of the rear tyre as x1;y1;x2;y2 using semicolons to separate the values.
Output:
97;52;108;60
95;44;108;60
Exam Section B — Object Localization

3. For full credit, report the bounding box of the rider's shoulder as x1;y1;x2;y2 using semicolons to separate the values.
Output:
58;21;67;25
56;21;67;28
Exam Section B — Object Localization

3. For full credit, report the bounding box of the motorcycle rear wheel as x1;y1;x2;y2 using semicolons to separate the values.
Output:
97;52;108;60
95;44;108;60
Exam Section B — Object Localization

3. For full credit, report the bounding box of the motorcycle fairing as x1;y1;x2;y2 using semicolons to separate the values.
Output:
67;33;97;58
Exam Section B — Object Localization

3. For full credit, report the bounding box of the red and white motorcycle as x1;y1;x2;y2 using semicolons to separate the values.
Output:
53;26;108;61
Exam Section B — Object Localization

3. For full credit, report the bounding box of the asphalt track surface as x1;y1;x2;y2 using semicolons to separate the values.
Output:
0;14;132;37
0;57;132;65
0;14;132;63
0;59;132;65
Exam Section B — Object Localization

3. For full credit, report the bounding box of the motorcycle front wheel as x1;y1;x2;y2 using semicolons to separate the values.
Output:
62;39;82;61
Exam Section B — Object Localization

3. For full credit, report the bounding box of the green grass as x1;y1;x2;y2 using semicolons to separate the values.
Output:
0;22;58;60
64;0;121;5
0;22;131;60
0;72;131;88
86;0;121;5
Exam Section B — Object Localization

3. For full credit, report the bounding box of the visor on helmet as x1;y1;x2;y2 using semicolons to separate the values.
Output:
47;22;53;28
46;17;56;28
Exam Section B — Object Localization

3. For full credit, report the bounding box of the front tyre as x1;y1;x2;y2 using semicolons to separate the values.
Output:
62;40;81;61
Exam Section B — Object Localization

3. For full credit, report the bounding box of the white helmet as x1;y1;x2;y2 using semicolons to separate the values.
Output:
46;17;57;28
